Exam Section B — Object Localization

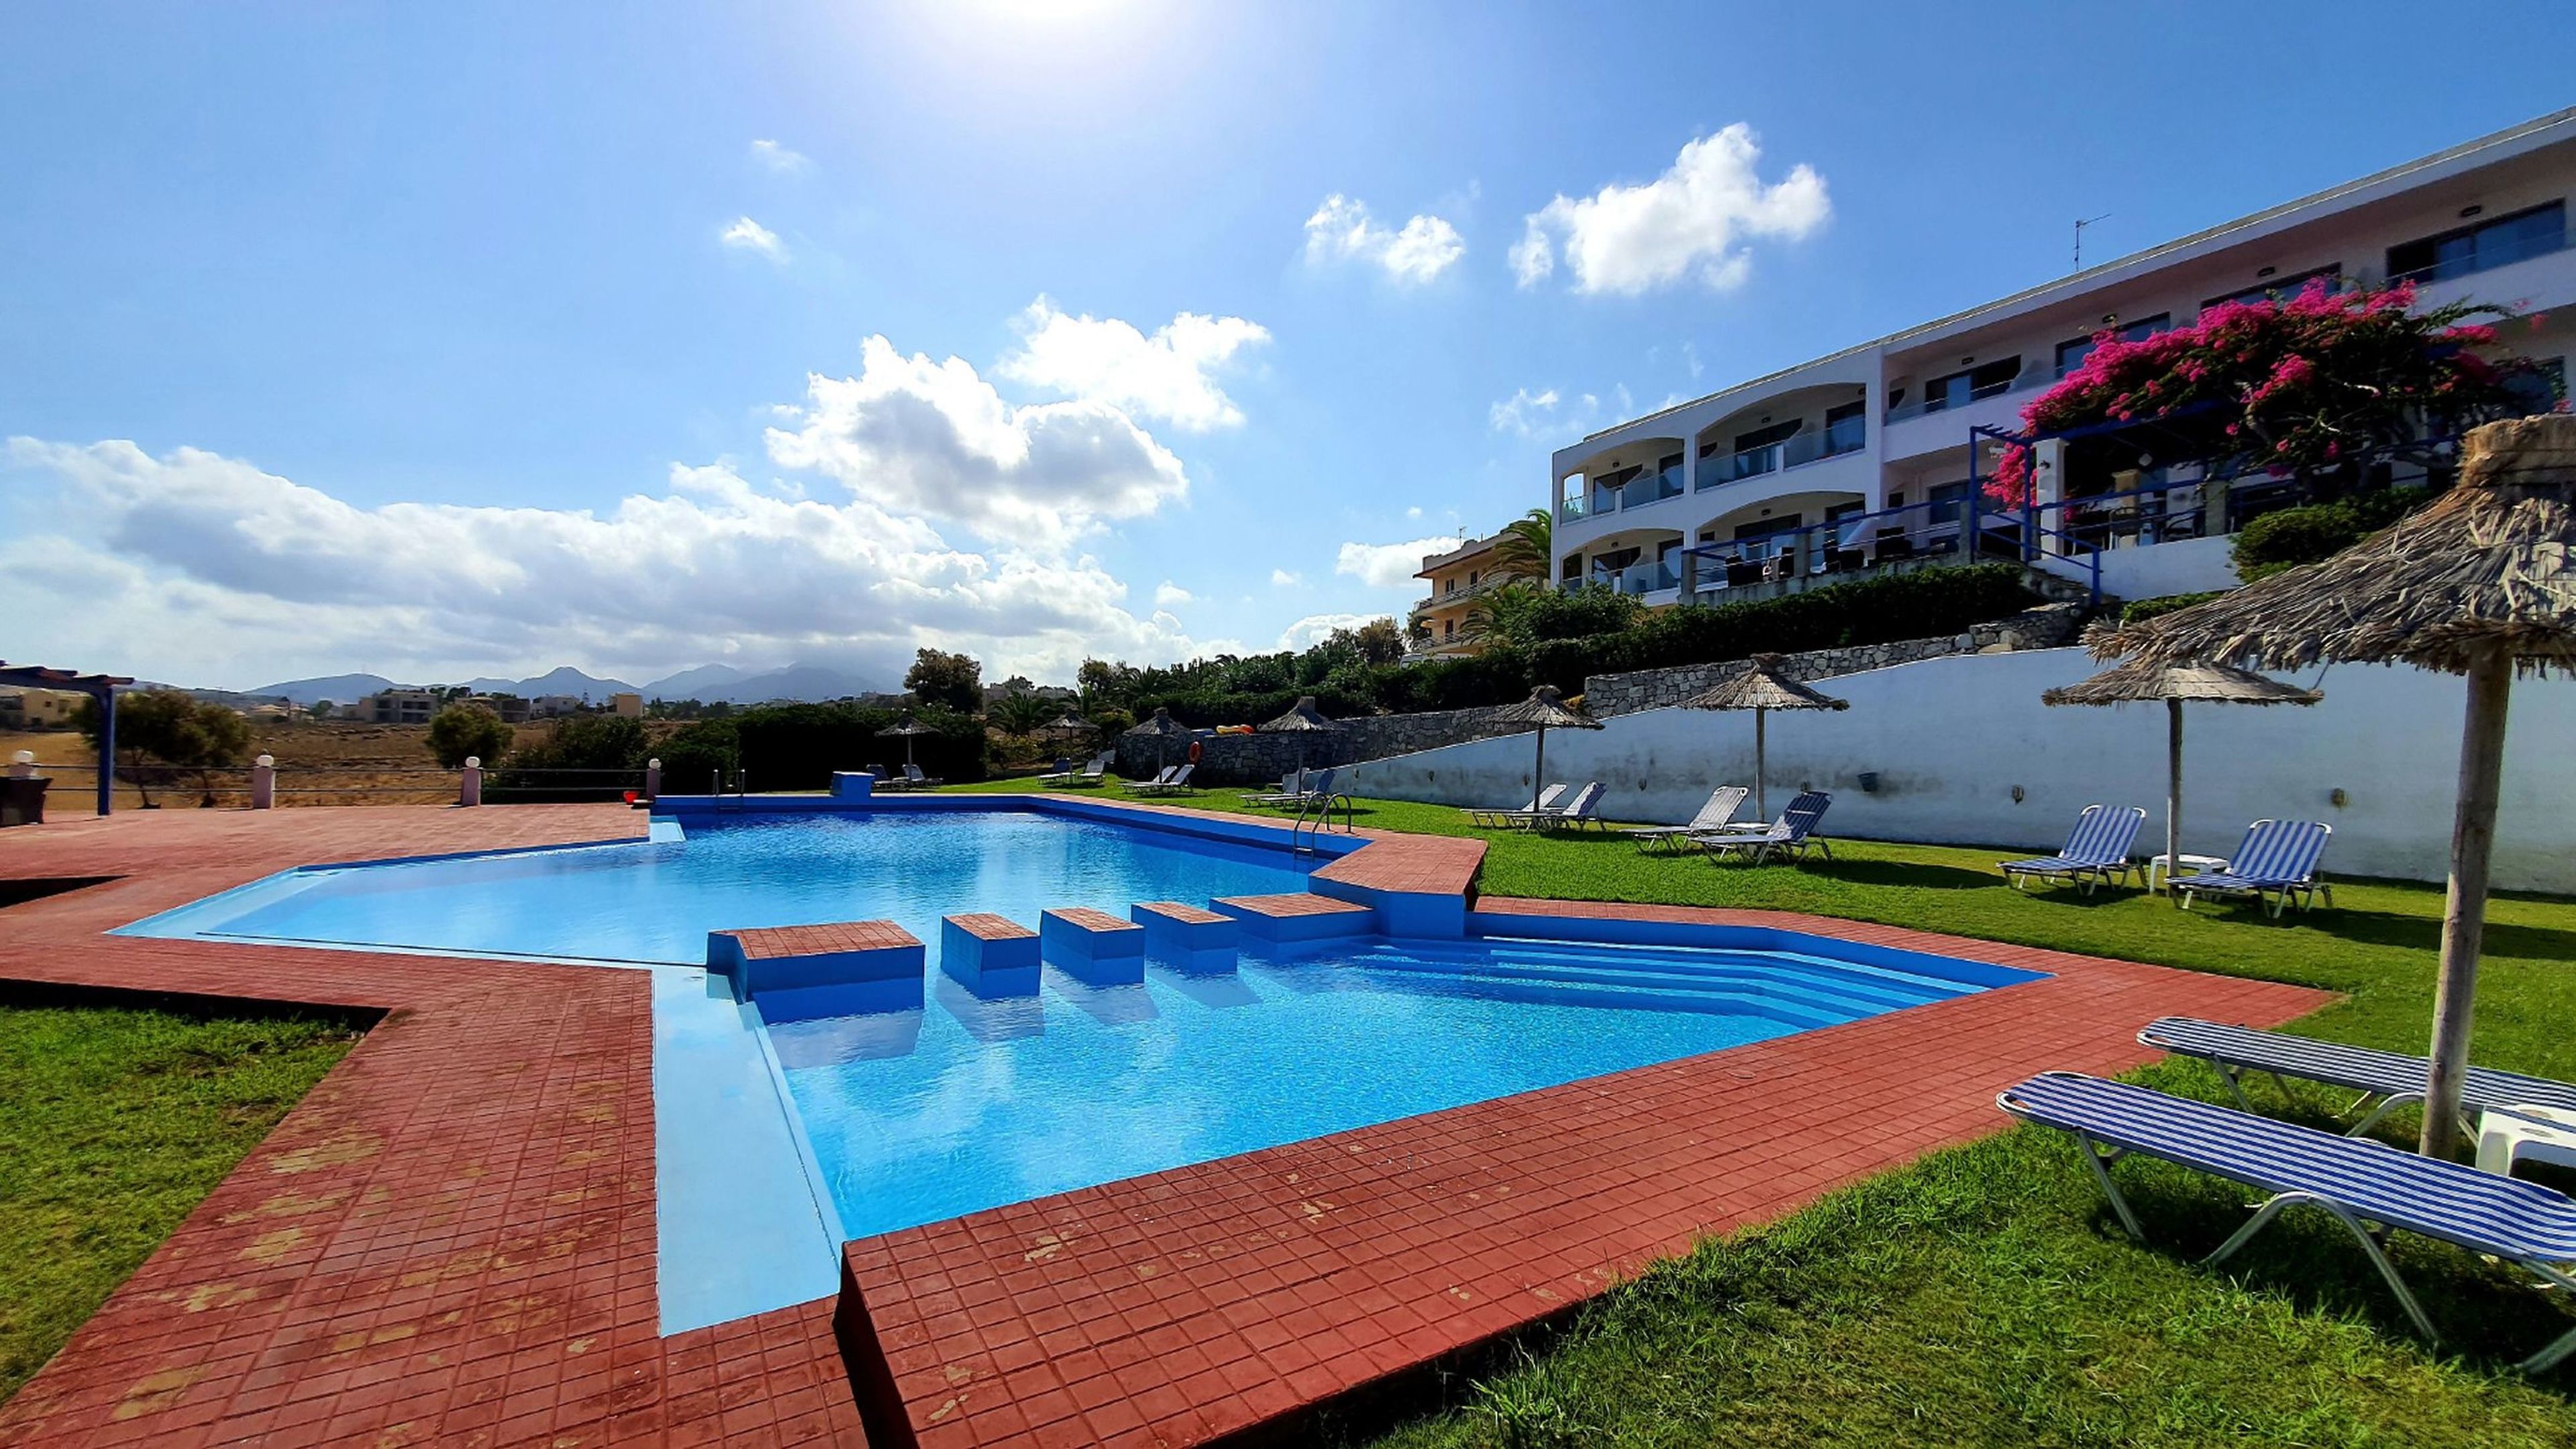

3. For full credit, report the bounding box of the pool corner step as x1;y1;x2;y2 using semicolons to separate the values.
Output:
1209;892;1373;943
1132;901;1241;971
707;919;924;1020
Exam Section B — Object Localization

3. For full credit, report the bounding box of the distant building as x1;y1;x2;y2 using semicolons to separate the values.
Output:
610;692;643;718
528;694;584;718
1407;532;1537;659
464;694;531;724
358;690;440;725
0;687;86;729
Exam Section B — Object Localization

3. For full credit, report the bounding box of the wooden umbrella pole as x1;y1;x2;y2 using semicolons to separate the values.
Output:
1532;724;1548;807
1754;707;1767;820
2166;698;2183;907
2422;644;2514;1159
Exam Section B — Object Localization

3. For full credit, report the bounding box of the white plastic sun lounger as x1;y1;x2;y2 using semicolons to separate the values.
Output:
2001;804;2147;894
1534;781;1608;832
1129;762;1196;795
2139;1016;2576;1139
2000;1070;2576;1372
1241;769;1302;806
1619;786;1749;853
1470;784;1564;829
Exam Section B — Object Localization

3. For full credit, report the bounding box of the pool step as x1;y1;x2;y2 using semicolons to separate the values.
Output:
1408;936;1975;1007
1340;943;1946;1026
709;920;925;1020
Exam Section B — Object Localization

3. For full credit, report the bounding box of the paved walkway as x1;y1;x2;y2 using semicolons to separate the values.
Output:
0;804;2330;1448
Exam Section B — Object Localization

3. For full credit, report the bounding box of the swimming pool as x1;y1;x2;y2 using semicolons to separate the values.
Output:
119;800;2042;1332
123;808;1317;965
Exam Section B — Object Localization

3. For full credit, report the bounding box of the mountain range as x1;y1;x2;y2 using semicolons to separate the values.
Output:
244;661;884;707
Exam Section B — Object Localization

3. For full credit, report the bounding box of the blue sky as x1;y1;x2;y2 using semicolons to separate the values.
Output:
5;1;2572;690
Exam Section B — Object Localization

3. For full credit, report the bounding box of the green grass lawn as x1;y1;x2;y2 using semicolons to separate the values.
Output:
949;776;2576;1444
0;990;362;1403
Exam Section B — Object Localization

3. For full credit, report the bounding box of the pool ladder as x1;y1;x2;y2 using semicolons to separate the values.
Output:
1289;792;1355;853
713;767;749;813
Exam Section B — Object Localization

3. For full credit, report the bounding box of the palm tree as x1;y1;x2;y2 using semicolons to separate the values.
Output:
1490;507;1552;582
1463;579;1549;646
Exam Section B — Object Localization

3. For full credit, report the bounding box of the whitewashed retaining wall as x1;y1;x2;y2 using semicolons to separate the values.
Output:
1348;646;2576;892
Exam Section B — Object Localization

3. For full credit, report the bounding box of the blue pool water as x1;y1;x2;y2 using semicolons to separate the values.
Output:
774;930;1999;1241
125;810;1315;965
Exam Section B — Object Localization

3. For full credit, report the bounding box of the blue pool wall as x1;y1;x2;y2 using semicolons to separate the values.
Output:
1463;909;2045;989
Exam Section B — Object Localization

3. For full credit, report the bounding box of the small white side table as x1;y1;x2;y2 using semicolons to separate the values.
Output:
2147;853;2229;892
2477;1104;2576;1177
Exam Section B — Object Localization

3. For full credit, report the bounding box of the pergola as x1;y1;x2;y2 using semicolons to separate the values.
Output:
0;661;132;816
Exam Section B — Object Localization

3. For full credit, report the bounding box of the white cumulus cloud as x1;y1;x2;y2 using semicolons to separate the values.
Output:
1276;612;1393;651
720;215;788;262
764;336;1188;549
1335;535;1463;590
1270;568;1302;588
2;439;1215;690
1302;195;1465;284
996;297;1269;432
1152;580;1193;608
749;139;811;174
1511;124;1828;294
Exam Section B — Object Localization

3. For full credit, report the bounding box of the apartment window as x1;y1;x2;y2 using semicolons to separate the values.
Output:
1734;420;1800;454
1822;400;1865;455
1559;553;1581;584
2203;264;2341;310
1443;619;1455;639
1467;569;1479;587
1920;358;2024;413
2387;201;2566;284
2055;315;2171;377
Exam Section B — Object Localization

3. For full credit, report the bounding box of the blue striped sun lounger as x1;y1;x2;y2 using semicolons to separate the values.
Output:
2140;1016;2576;1139
2000;1071;2576;1371
2000;804;2147;894
1694;790;1833;865
2171;818;2334;916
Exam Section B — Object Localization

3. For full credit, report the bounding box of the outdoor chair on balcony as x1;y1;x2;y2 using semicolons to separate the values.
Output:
2000;804;2148;894
1618;786;1749;852
1996;1071;2576;1373
1535;781;1608;832
1467;784;1564;830
2170;819;2334;916
2134;1016;2576;1142
1129;763;1196;796
1694;790;1833;865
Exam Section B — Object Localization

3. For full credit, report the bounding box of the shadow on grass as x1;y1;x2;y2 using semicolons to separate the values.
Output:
2293;908;2576;962
1792;858;1999;892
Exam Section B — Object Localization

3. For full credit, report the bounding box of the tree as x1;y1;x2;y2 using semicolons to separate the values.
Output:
1986;278;2545;506
988;688;1056;737
310;698;334;720
1490;506;1553;581
74;688;251;807
1350;616;1406;666
905;648;984;713
425;703;514;767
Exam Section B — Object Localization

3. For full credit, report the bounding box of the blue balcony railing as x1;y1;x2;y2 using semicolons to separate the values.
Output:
1697;425;1867;489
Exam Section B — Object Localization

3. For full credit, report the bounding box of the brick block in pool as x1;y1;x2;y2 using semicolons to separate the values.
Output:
941;912;1039;998
1040;906;1145;985
1210;892;1374;943
1131;900;1239;966
707;920;923;1005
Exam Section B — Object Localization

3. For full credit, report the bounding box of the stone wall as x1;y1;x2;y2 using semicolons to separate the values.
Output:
1581;603;2085;716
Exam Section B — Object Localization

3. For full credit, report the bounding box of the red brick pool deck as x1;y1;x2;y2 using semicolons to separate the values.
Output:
0;802;2330;1448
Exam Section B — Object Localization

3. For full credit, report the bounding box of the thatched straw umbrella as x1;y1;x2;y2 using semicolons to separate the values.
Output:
1129;705;1193;775
1677;654;1849;818
1256;696;1343;733
1488;686;1602;800
2110;413;2576;1157
2043;659;2321;903
1044;710;1091;735
875;711;935;769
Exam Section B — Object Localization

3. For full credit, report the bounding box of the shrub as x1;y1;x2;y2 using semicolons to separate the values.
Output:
2231;486;2432;581
726;702;988;790
425;704;512;768
73;689;251;808
655;718;739;793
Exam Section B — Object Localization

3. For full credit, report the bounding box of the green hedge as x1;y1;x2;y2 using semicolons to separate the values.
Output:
2231;486;2430;582
654;702;988;794
1127;564;2047;723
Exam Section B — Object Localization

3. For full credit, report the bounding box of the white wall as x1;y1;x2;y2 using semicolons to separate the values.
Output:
1350;647;2576;892
2032;535;2241;601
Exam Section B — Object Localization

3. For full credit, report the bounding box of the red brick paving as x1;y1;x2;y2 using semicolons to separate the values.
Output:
732;920;926;958
1205;893;1372;921
834;896;2329;1449
1035;907;1136;936
1128;903;1228;926
0;802;2332;1449
0;806;870;1448
945;914;1036;944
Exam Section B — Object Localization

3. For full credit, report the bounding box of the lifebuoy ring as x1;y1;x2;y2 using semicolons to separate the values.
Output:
1186;739;1204;765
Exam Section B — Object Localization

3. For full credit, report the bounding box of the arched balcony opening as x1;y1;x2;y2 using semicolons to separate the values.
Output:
1557;435;1688;523
1692;383;1871;493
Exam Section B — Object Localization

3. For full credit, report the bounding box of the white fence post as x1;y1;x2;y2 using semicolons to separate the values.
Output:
461;756;482;807
5;751;34;779
645;757;662;800
250;753;275;809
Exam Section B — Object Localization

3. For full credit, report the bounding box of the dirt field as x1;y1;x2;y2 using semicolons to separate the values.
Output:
0;720;643;813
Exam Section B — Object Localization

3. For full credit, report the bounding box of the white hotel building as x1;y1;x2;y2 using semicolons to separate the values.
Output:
1549;108;2576;608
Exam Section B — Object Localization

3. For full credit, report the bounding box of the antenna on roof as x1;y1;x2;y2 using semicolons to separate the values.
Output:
2074;213;2112;269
